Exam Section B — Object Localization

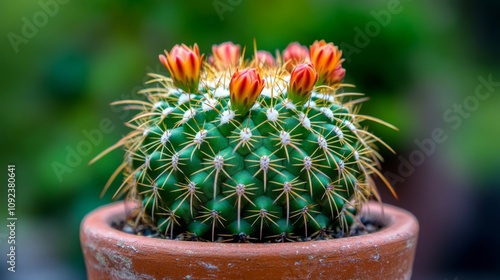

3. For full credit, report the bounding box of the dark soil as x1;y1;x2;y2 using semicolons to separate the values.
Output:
112;216;384;243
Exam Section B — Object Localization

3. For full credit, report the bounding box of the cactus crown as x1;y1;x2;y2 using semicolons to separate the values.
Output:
96;40;396;242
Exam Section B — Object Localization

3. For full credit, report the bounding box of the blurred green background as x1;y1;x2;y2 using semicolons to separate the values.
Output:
1;0;499;279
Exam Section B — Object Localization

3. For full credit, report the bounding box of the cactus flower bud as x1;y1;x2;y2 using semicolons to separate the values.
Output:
327;64;346;86
287;63;318;105
256;51;276;68
309;40;343;85
159;43;202;92
229;68;265;116
283;42;310;72
211;42;241;71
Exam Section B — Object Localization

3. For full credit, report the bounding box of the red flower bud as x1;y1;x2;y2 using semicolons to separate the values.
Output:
211;42;241;71
309;40;343;85
283;42;310;72
256;50;276;68
229;68;265;116
288;63;318;105
327;64;346;86
159;43;202;92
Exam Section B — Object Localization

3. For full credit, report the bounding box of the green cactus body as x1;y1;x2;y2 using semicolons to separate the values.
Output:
103;41;395;242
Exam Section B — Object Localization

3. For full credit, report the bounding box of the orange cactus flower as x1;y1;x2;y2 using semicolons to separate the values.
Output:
309;40;343;85
288;63;318;105
229;68;265;116
211;42;241;71
159;43;203;92
256;50;276;68
282;42;310;72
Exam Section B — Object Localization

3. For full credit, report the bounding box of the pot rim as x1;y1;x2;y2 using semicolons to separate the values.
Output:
81;201;418;256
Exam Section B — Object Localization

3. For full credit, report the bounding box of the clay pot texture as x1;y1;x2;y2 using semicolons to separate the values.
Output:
80;201;418;280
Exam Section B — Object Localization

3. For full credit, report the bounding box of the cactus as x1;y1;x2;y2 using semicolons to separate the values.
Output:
96;40;396;242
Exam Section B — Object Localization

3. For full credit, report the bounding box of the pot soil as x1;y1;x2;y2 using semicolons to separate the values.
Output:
81;201;418;280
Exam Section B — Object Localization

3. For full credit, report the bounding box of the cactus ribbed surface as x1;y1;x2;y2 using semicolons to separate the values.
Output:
100;41;395;242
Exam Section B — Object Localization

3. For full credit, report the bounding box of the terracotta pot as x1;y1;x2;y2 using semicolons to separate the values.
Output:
81;201;418;280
